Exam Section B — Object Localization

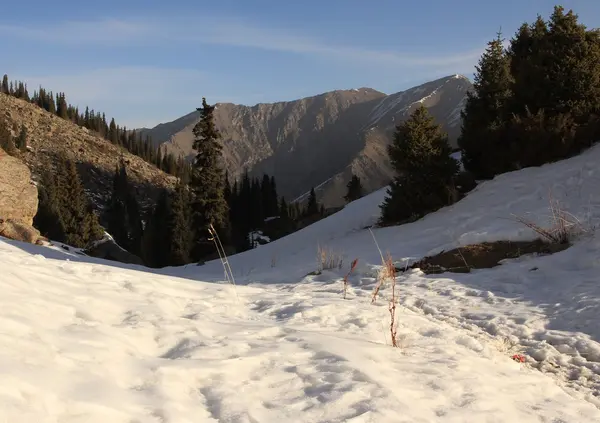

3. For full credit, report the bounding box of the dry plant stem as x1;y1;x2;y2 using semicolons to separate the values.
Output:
342;258;359;299
368;228;387;304
386;254;398;347
512;194;585;244
317;243;343;272
208;224;239;302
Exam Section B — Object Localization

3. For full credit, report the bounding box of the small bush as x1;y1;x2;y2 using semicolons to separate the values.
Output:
317;244;343;273
512;196;588;244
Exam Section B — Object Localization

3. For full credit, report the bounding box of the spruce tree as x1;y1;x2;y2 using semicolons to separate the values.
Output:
189;98;228;259
344;174;364;203
1;75;8;94
305;187;319;216
168;182;194;265
141;190;171;268
53;156;103;247
458;31;513;178
380;105;459;225
33;168;66;241
105;160;143;255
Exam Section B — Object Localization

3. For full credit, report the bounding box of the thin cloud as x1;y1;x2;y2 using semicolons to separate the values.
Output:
0;16;484;68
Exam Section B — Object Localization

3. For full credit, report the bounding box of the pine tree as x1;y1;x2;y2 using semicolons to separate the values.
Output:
380;105;459;225
108;118;118;144
458;31;513;178
344;174;364;203
305;187;319;216
51;156;103;247
169;182;194;265
105;160;143;255
189;97;228;259
33;168;66;241
141;190;171;268
1;75;8;94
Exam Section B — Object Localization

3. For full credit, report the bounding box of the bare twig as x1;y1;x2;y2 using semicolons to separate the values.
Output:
342;258;359;299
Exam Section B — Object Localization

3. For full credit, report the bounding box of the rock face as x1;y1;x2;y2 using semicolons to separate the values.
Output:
0;147;44;244
0;148;38;225
139;75;473;207
0;218;43;244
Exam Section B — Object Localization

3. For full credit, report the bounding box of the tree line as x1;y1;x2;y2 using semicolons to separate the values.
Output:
31;97;359;267
379;5;600;226
1;74;190;179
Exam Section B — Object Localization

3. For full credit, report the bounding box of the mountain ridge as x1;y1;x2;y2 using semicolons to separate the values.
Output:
139;74;473;207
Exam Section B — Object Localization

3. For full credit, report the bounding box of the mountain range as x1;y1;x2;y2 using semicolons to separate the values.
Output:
139;74;472;208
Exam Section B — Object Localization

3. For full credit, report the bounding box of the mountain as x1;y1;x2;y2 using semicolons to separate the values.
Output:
0;93;177;217
139;74;473;207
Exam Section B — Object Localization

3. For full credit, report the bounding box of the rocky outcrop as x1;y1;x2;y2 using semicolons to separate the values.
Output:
0;218;44;244
0;148;45;244
139;75;473;207
84;234;145;266
0;148;38;225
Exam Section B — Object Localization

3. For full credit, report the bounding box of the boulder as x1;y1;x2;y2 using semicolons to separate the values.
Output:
0;218;45;244
0;148;38;225
84;234;145;266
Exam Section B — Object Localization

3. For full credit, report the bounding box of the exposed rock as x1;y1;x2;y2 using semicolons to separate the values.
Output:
139;75;473;207
0;218;45;244
84;234;145;266
0;147;38;225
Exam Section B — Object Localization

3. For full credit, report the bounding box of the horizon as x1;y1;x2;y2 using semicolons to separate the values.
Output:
2;0;599;129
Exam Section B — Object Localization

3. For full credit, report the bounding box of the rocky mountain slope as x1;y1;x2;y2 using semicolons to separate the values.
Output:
140;74;472;207
0;93;177;217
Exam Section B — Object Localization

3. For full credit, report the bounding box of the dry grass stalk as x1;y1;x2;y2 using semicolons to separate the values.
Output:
342;258;359;299
512;196;586;245
317;243;344;272
208;224;239;302
385;253;399;347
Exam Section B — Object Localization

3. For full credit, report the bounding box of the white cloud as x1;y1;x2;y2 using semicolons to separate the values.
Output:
0;16;484;70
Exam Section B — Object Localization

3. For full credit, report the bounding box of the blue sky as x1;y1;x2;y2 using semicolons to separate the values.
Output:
2;0;599;128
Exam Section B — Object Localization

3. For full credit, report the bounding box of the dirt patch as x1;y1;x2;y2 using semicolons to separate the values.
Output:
409;239;570;274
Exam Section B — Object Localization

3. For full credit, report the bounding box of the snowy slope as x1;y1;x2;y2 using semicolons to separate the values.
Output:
2;238;600;422
2;145;600;421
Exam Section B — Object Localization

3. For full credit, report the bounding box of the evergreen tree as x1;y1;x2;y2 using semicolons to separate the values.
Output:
108;118;118;144
380;105;459;225
1;75;8;94
344;174;364;203
168;182;194;265
458;31;513;178
305;187;319;216
105;160;143;255
33;168;66;241
141;190;171;268
53;156;103;247
189;97;229;259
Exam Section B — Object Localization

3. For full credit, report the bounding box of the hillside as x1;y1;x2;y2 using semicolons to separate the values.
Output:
2;142;600;421
0;93;177;215
139;75;472;207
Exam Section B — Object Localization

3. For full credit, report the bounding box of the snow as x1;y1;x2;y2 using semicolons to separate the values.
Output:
3;145;600;421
